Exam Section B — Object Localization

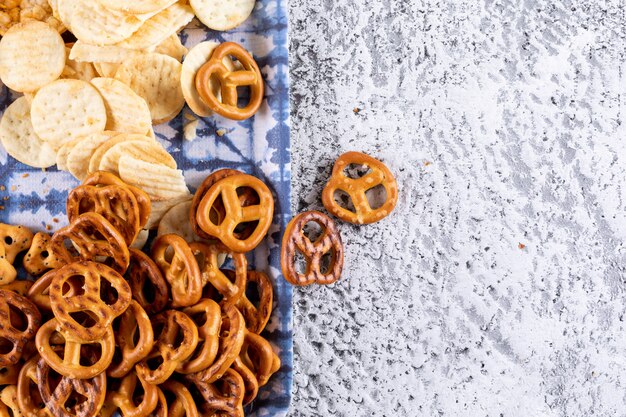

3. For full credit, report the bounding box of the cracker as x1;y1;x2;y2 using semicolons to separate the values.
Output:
146;194;192;230
99;139;176;175
69;41;147;64
114;53;184;124
55;136;84;171
87;133;152;175
118;155;189;200
181;41;219;117
55;0;78;31
93;62;120;78
154;33;188;62
70;0;143;46
20;0;65;33
0;21;65;92
90;77;152;135
190;0;256;31
157;200;198;242
30;79;107;150
66;131;118;181
99;0;177;15
0;96;56;168
116;3;194;51
62;47;97;82
130;229;149;249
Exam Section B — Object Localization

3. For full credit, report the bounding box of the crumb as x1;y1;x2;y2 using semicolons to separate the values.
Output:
424;161;432;166
21;173;29;178
52;218;59;223
10;186;16;192
45;224;52;231
41;168;46;172
518;243;526;249
2;197;8;201
184;112;196;121
0;206;4;210
216;128;227;137
353;107;360;114
0;186;4;191
183;119;199;141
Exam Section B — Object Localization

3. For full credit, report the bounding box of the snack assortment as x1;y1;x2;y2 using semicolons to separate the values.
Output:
0;170;280;416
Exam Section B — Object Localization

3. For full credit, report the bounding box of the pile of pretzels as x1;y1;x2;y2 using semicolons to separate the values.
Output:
0;170;280;417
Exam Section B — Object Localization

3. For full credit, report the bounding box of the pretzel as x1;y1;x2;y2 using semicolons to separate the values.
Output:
0;223;33;263
189;242;247;304
0;362;20;386
23;232;66;276
49;261;131;342
196;174;274;253
189;304;245;383
0;279;33;297
177;299;222;374
67;183;142;246
126;248;169;314
161;380;199;417
235;270;273;334
152;388;168;417
231;357;259;406
281;210;344;286
0;385;21;417
322;151;398;224
108;300;154;378
83;171;151;230
27;269;82;312
35;318;115;379
0;289;41;367
136;310;199;385
102;371;158;417
51;212;130;274
195;42;264;121
151;234;203;308
0;246;16;286
188;368;245;417
37;355;107;417
238;331;281;386
17;356;51;417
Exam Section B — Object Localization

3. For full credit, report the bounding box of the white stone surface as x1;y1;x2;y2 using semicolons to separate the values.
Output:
288;1;626;415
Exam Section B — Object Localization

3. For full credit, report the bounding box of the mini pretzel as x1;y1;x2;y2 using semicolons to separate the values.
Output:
108;300;154;378
103;371;158;417
0;385;21;417
37;355;107;417
0;279;32;297
0;362;20;386
196;174;274;253
0;223;33;263
231;357;259;405
190;242;247;304
83;171;151;230
195;42;264;121
189;304;245;383
151;234;203;308
35;318;115;379
23;232;66;276
67;183;142;246
136;310;199;385
51;212;130;274
238;331;281;387
322;151;398;224
0;289;41;367
188;368;245;417
27;269;81;312
17;356;51;417
49;261;131;342
177;299;222;374
125;248;169;314
235;270;273;334
161;380;199;417
0;246;16;286
281;210;344;286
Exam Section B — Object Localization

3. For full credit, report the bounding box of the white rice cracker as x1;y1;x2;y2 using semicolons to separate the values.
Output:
90;77;152;135
55;136;84;170
99;0;177;15
70;0;143;46
93;62;120;78
181;41;219;117
69;41;147;64
0;21;65;92
61;47;97;82
87;133;153;175
118;155;189;200
56;0;79;31
66;131;118;181
146;194;192;230
154;34;188;62
115;53;184;124
190;0;256;31
0;97;56;168
30;79;107;151
98;139;176;176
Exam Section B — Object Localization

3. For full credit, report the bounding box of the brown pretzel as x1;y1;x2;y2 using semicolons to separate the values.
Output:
151;234;203;308
37;355;107;417
83;171;151;230
0;289;41;367
23;232;66;276
103;371;158;417
0;385;21;417
190;242;247;304
0;240;15;286
27;269;82;312
195;42;264;121
189;304;245;383
35;318;115;379
126;248;169;314
49;261;131;342
136;310;199;384
177;299;222;374
161;380;199;417
0;279;33;297
235;270;273;334
51;212;130;274
322;151;398;224
281;210;344;286
0;223;33;264
0;362;20;386
196;174;274;253
17;356;51;417
231;357;259;405
108;300;154;378
238;331;281;387
67;183;142;246
188;368;245;417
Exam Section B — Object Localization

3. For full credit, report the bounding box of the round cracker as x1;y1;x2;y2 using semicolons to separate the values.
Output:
0;21;65;92
181;41;219;117
99;139;177;176
70;0;143;46
157;200;202;243
0;96;56;168
55;0;79;31
190;0;255;31
146;194;192;230
130;229;149;249
30;79;107;150
87;133;153;175
114;53;184;124
118;155;189;200
55;136;84;170
99;0;176;15
154;33;188;62
62;46;97;82
90;77;152;135
66;131;118;181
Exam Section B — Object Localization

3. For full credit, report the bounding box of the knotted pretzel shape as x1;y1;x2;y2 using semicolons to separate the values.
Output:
235;270;273;334
37;356;107;417
126;248;169;314
196;174;274;253
237;331;281;387
322;151;398;224
188;368;245;417
17;356;51;417
108;300;154;378
161;380;199;417
190;242;247;304
136;310;199;385
102;371;158;417
0;289;41;367
177;299;222;374
195;42;264;121
23;232;65;276
27;268;82;312
51;212;130;274
281;210;344;286
231;357;259;406
35;318;115;379
0;223;33;264
151;234;202;308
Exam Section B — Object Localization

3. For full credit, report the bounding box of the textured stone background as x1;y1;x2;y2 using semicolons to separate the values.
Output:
288;1;626;416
